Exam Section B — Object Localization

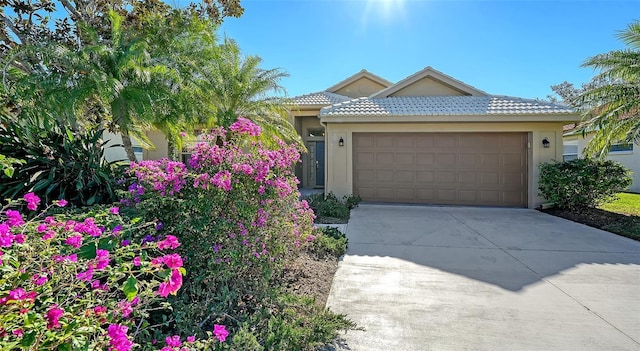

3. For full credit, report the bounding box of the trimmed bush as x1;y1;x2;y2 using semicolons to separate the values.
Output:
538;158;632;209
309;227;348;258
303;193;361;223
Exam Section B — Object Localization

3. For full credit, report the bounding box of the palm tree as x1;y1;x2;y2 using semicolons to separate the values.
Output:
577;21;640;158
204;38;302;147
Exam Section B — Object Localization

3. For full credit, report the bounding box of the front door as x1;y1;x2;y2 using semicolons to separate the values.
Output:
315;141;325;187
308;141;325;188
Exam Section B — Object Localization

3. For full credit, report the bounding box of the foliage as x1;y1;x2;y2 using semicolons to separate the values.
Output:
602;217;640;241
308;227;348;258
0;117;124;207
0;195;226;350
538;158;632;209
0;0;242;59
0;154;24;178
599;192;640;216
303;192;361;223
122;119;353;348
564;21;640;158
202;38;301;148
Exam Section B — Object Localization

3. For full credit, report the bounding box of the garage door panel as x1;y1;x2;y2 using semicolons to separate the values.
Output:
395;171;415;183
396;152;415;165
416;171;436;183
353;132;527;207
416;153;435;166
376;136;394;147
437;153;456;167
376;170;394;182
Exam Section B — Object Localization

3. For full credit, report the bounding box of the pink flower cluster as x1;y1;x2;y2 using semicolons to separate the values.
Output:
24;192;40;211
107;324;133;351
229;117;261;136
129;159;187;196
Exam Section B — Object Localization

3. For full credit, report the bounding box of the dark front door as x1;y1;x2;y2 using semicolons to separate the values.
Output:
315;141;325;187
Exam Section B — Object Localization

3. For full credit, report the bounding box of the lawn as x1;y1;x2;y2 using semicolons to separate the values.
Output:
599;192;640;216
542;192;640;242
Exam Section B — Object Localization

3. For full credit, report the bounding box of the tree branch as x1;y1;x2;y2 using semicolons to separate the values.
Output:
0;12;25;45
59;0;82;20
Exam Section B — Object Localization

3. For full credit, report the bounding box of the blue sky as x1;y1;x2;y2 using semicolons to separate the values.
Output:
218;0;639;100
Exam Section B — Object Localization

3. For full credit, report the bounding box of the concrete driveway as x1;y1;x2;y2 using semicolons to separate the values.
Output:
325;205;640;351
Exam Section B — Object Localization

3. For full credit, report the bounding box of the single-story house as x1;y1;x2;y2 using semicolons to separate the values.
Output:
562;126;639;193
291;66;579;208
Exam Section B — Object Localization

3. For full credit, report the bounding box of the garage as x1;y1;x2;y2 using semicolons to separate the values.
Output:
353;132;528;207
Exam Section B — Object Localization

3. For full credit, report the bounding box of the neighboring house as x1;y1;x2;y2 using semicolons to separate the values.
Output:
291;67;579;208
102;130;169;163
562;126;639;193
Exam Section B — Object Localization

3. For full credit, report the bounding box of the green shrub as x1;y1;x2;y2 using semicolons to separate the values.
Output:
303;192;361;222
0;118;124;207
309;227;348;258
538;158;632;209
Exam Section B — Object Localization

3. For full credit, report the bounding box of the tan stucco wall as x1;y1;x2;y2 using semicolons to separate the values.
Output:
143;130;170;160
333;77;388;98
104;130;170;162
390;77;468;97
565;135;640;193
325;122;565;209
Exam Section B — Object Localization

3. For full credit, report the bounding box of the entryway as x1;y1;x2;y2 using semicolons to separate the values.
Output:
307;141;325;188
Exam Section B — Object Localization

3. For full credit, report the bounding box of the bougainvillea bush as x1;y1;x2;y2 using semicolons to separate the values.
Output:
0;194;228;350
124;119;353;349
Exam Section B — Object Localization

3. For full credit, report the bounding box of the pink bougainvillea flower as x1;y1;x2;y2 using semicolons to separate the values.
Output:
157;269;182;297
65;235;83;249
109;207;120;215
23;192;40;211
166;335;181;347
46;305;64;329
36;223;47;233
41;230;56;240
94;249;110;270
0;224;15;247
55;199;68;207
132;256;141;267
117;299;134;318
107;324;133;351
229;117;261;136
179;132;187;137
76;267;94;282
5;210;23;227
186;336;196;343
213;324;229;342
162;253;183;269
12;329;24;337
94;305;107;314
32;274;48;286
13;234;25;243
157;235;180;250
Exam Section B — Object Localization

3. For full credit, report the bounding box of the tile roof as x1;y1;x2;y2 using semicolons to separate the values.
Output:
292;91;351;106
320;96;575;116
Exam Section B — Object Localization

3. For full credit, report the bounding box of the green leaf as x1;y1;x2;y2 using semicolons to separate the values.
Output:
77;243;97;260
3;166;14;177
58;342;72;351
66;128;74;142
20;331;36;347
122;276;139;301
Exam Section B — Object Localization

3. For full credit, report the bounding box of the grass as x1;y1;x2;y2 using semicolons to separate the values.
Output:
599;192;640;216
599;192;640;241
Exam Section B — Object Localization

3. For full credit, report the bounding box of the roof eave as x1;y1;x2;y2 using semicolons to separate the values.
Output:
320;113;581;124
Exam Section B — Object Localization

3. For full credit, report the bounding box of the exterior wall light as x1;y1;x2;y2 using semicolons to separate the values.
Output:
542;137;550;148
339;137;344;147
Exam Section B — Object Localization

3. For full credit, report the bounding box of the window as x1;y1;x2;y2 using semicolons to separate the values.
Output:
563;140;578;161
307;128;325;137
609;143;633;153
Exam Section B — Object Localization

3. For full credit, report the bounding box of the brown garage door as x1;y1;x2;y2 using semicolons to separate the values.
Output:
353;132;528;207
